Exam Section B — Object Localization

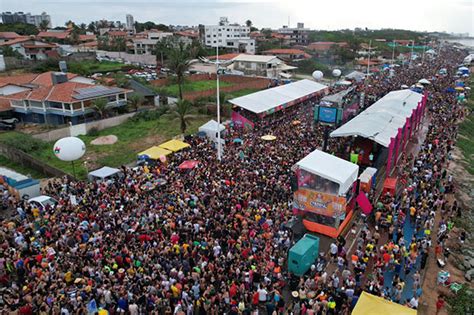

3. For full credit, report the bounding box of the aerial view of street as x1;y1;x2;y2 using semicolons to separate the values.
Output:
0;0;472;314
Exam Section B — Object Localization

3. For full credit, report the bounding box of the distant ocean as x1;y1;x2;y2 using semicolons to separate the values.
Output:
445;38;474;50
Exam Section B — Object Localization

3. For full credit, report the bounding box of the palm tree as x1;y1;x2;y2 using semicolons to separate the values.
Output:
173;99;193;134
167;42;193;100
128;94;144;111
93;98;108;119
39;20;49;32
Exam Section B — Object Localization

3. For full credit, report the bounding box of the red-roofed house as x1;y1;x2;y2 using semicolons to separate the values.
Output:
37;30;71;41
261;49;311;61
307;41;348;52
207;53;240;61
0;32;24;44
0;37;60;60
2;72;132;125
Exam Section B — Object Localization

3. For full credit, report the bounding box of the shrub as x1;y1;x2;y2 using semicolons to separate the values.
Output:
87;127;99;137
0;133;48;152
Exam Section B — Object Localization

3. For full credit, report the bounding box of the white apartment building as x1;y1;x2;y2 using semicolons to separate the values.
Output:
201;17;255;54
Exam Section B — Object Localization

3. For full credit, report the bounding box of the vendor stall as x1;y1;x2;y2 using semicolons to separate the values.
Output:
159;139;190;152
293;150;359;238
88;166;122;182
137;146;172;162
198;120;226;143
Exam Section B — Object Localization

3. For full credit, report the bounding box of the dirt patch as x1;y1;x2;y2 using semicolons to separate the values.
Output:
128;133;167;151
90;135;118;145
418;147;474;315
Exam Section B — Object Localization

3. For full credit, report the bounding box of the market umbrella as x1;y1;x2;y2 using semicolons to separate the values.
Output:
292;120;301;125
261;135;277;141
455;87;464;91
401;84;409;89
465;87;471;91
178;160;199;170
418;78;431;85
459;66;469;71
445;87;456;93
233;138;243;144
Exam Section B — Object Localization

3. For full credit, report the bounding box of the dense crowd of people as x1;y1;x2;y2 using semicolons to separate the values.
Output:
0;45;469;315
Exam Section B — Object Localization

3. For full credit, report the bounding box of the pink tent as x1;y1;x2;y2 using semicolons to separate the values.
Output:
356;192;373;215
178;160;199;170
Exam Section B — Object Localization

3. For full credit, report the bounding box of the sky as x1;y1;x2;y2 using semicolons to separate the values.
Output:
1;0;473;35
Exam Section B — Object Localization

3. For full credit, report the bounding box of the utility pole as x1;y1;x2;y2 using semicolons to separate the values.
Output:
367;40;372;76
216;44;222;161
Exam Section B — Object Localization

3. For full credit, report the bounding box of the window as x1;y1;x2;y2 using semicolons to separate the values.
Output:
48;101;62;109
218;40;222;43
72;102;82;110
206;35;210;38
213;40;216;44
227;42;234;46
63;103;71;110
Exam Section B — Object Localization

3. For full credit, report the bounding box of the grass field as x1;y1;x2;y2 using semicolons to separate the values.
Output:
161;80;233;97
457;80;474;174
68;60;128;75
0;155;45;179
0;111;212;179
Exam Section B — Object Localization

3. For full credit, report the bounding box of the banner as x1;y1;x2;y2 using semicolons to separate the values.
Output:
231;111;255;129
294;188;346;217
318;107;338;124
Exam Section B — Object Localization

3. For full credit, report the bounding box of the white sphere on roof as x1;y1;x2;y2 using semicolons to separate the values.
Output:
312;70;324;80
53;137;86;161
332;69;342;77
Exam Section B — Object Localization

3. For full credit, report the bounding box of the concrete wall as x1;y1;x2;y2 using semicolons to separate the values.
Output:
32;112;137;142
0;143;70;179
96;50;157;66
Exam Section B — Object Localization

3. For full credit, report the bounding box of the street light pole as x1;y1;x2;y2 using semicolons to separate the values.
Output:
367;40;372;76
216;44;222;161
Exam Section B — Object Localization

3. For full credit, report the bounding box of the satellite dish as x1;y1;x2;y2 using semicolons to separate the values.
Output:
312;70;323;81
332;69;342;77
53;137;86;161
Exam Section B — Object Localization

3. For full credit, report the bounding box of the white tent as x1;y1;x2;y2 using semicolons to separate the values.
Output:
330;89;423;147
229;79;327;115
345;71;366;82
296;149;359;195
198;119;225;142
88;166;121;181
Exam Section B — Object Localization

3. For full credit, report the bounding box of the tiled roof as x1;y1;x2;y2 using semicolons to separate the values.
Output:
208;53;240;61
78;34;96;42
23;43;57;49
37;31;70;39
0;32;22;39
6;82;132;103
174;31;198;38
0;72;78;88
0;37;30;46
0;97;12;112
262;49;306;55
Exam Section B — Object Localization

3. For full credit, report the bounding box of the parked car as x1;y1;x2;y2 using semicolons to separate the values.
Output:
28;195;58;210
0;122;15;130
0;118;19;124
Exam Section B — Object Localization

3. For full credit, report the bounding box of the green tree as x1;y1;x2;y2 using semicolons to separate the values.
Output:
166;42;193;99
38;20;49;32
154;37;173;65
245;20;252;27
112;37;126;52
128;94;144;111
0;46;23;59
0;22;38;35
92;98;109;119
87;22;96;33
173;99;193;133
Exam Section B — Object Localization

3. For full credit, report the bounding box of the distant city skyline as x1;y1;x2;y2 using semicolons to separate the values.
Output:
2;0;473;35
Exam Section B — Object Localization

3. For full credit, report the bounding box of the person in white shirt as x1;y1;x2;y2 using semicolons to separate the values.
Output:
128;302;139;315
257;285;267;303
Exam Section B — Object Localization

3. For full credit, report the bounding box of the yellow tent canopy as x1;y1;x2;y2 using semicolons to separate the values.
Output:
138;146;172;160
353;292;416;315
159;139;190;152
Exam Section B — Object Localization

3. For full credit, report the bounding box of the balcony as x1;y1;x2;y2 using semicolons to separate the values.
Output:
106;99;127;109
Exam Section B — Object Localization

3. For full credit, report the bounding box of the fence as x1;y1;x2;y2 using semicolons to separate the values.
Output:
32;112;137;142
0;144;70;179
